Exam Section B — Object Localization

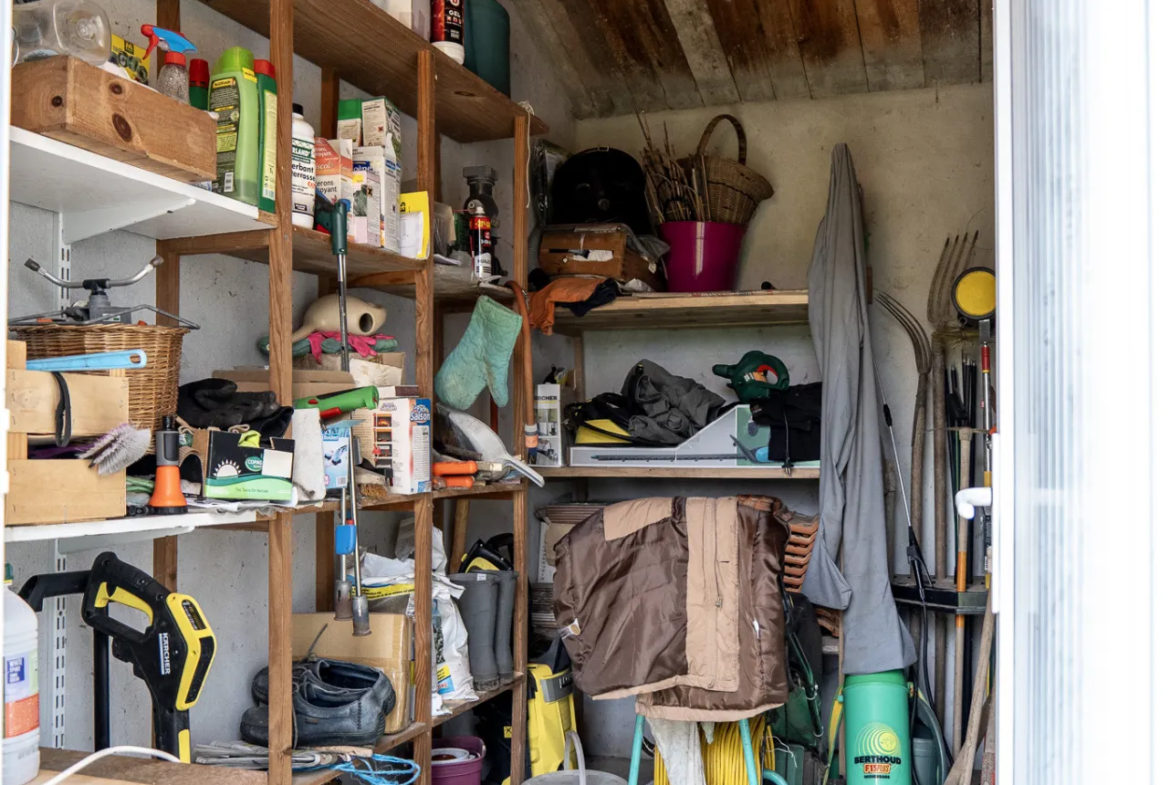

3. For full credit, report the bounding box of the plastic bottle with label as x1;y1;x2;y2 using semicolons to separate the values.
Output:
431;0;465;64
255;59;279;214
4;565;39;785
292;104;317;229
209;46;260;205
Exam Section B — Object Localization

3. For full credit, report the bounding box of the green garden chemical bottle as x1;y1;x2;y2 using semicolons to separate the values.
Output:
209;47;259;205
189;58;209;111
843;671;912;785
255;58;278;214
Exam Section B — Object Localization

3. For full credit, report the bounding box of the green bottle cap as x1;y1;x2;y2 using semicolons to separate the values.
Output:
214;46;255;75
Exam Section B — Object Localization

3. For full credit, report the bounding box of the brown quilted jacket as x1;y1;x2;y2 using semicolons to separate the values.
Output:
553;495;805;720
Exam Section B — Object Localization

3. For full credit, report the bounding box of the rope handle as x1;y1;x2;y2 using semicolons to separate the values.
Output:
696;114;748;165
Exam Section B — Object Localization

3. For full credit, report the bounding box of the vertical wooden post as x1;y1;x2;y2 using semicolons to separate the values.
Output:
414;49;437;785
509;113;531;783
268;0;295;781
154;240;180;592
932;342;949;723
321;68;340;137
449;498;470;575
155;0;180;83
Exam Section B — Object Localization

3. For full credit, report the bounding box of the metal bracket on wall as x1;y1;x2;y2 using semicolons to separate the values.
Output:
52;213;72;312
50;541;67;748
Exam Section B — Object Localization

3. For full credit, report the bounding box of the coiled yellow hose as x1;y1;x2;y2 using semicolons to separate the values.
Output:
653;718;775;785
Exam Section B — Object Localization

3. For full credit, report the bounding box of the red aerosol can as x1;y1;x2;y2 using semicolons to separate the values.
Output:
432;0;465;62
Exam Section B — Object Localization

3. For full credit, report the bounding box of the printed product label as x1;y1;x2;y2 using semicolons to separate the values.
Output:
853;722;903;780
432;0;464;43
261;90;278;202
4;648;39;738
210;77;241;194
292;138;316;216
436;662;453;695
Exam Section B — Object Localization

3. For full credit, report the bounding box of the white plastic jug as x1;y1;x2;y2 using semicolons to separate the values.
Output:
4;566;40;785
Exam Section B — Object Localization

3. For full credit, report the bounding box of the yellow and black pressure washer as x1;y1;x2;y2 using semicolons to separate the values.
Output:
20;551;215;762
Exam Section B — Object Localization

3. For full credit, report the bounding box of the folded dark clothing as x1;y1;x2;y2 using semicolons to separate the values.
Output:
567;278;621;316
179;378;292;438
751;383;822;464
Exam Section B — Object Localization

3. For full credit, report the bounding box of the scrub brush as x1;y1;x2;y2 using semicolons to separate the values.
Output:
79;423;152;475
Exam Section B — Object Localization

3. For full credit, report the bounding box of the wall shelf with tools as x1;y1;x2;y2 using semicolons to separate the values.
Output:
0;0;543;781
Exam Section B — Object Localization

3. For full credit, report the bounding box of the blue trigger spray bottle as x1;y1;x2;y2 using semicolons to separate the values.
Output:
140;24;197;103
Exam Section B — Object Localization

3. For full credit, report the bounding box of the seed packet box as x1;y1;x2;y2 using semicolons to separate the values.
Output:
374;397;431;495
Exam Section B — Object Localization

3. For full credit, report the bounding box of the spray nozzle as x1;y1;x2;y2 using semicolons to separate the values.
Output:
140;24;196;59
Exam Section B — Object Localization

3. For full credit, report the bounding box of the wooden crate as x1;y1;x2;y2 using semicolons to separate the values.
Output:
539;226;665;290
5;342;128;525
11;56;216;183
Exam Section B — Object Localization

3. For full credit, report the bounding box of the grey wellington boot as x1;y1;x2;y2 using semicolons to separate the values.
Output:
493;571;517;680
450;572;501;691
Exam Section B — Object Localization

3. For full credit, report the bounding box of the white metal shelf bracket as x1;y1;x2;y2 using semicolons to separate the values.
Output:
62;197;196;244
56;525;195;555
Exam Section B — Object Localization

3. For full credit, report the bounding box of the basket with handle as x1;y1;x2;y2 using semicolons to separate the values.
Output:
682;114;774;225
522;731;625;785
11;323;189;434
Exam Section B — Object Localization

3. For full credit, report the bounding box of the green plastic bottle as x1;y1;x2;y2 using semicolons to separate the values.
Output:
209;47;259;205
254;59;278;214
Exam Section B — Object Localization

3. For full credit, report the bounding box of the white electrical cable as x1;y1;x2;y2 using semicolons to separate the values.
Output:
40;746;181;785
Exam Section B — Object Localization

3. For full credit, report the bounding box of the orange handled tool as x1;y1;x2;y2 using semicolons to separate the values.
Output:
433;461;478;477
434;476;475;489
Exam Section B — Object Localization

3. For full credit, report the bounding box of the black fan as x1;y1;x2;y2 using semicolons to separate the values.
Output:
550;147;652;235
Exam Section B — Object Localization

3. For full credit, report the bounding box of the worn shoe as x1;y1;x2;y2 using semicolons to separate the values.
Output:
242;659;394;749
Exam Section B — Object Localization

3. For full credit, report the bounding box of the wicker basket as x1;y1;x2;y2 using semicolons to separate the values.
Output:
12;324;189;433
681;114;774;225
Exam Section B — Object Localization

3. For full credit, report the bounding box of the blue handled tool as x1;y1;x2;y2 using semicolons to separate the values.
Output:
26;350;147;372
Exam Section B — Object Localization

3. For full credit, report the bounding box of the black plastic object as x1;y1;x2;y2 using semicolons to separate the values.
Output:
550;148;652;235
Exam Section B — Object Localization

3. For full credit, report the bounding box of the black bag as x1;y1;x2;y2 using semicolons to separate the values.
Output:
751;382;821;465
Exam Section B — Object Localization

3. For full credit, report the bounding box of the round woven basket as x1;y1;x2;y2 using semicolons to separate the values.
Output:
12;323;189;433
681;114;774;225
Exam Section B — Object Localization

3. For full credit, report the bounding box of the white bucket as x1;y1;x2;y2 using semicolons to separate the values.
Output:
4;579;40;785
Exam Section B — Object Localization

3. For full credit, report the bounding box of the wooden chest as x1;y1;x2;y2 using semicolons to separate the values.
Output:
538;226;665;290
11;56;216;183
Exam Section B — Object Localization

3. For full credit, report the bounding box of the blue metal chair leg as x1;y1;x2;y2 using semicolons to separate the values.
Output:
628;714;646;785
738;718;760;785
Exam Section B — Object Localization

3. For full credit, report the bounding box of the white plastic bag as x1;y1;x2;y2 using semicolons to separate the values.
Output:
433;577;475;703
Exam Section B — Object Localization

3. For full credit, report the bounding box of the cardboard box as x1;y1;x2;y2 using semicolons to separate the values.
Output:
399;191;430;260
337;98;363;146
203;430;295;501
315;138;354;240
374;397;431;494
535;383;566;467
108;34;150;84
354;146;401;252
292;613;412;733
544;522;575;566
361;98;403;163
351;156;382;247
293;352;405;373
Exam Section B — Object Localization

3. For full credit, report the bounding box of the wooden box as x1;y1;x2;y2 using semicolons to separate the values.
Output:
6;341;128;526
539;226;665;290
11;56;216;183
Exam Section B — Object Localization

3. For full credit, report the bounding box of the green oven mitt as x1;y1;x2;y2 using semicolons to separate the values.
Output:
436;296;522;410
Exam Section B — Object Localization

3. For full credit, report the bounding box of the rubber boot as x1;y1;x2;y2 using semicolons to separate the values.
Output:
494;571;517;680
450;572;501;691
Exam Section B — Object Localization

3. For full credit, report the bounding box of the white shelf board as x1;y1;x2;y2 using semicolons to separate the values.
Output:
4;509;260;544
8;126;271;242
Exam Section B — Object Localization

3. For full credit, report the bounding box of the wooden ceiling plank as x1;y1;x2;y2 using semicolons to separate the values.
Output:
661;0;741;106
705;0;775;103
511;0;596;117
980;0;993;82
543;0;638;116
853;0;925;91
584;0;701;112
786;0;869;98
751;0;813;101
918;0;980;84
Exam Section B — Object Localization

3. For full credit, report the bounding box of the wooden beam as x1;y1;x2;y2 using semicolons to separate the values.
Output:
269;0;294;409
153;537;177;591
413;497;434;785
449;498;470;575
321;67;340;137
853;0;925;91
509;485;529;782
156;0;181;84
918;0;980;85
705;0;807;103
416;51;436;400
661;0;740;106
267;514;293;785
537;0;635;117
509;0;595;117
156;229;271;258
786;0;869;97
315;511;335;612
980;0;993;82
155;246;181;328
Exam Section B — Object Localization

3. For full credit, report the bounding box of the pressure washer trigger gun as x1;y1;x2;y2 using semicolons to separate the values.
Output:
140;25;197;59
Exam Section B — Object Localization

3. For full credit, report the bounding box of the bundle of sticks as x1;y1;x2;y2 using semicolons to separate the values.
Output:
638;113;709;225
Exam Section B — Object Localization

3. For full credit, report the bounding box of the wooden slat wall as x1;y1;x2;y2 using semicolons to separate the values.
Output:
543;0;988;118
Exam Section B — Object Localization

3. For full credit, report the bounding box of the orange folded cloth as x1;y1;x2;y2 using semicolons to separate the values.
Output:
528;277;606;335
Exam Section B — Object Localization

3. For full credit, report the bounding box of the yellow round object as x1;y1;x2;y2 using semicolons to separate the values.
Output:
953;267;996;320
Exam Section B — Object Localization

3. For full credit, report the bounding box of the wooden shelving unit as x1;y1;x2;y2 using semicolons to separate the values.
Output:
2;1;552;784
538;466;820;480
552;290;810;335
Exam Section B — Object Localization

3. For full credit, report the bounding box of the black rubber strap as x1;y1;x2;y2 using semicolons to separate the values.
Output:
52;372;71;447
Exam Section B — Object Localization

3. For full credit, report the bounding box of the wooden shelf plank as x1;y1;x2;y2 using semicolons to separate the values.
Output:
194;0;547;142
434;675;523;726
39;749;267;784
551;290;810;335
352;265;513;304
539;466;820;480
